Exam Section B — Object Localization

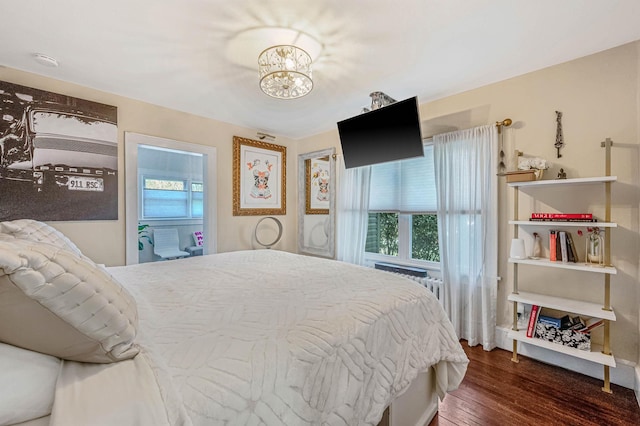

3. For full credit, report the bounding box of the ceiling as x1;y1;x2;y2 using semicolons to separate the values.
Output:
1;0;639;140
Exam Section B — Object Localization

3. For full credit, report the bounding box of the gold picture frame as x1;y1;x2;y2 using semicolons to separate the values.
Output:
233;136;286;216
305;156;330;215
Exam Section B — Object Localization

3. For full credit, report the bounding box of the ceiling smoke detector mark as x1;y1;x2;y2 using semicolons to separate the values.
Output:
33;53;59;68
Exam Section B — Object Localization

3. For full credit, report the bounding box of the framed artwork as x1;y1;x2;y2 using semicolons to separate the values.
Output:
0;80;118;221
233;136;286;216
305;156;330;214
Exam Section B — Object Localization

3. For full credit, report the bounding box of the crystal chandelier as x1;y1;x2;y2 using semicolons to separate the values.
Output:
258;45;313;99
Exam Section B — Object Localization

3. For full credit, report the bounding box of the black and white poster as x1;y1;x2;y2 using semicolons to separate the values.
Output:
0;81;118;221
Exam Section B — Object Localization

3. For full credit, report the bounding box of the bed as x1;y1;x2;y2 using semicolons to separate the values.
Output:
0;220;468;426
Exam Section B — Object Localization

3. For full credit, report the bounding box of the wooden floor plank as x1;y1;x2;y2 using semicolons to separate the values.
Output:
429;341;640;426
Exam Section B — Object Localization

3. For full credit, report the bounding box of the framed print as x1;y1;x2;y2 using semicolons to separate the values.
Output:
0;80;118;221
233;136;286;216
305;156;330;214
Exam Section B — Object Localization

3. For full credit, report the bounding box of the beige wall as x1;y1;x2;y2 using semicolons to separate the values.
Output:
298;42;640;364
636;40;640;374
0;67;300;266
2;41;638;364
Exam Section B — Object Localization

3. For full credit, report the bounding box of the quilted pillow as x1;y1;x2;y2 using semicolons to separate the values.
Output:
0;219;83;256
0;238;139;363
0;342;60;425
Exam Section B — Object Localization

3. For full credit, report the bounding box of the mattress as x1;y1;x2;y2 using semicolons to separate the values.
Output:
50;250;467;425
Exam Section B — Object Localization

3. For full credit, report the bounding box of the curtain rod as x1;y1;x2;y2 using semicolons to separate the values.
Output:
495;118;512;134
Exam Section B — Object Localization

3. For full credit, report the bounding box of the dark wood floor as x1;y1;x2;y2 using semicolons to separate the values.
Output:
429;341;640;426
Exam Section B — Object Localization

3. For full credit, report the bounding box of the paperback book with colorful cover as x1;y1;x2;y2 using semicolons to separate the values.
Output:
531;213;592;219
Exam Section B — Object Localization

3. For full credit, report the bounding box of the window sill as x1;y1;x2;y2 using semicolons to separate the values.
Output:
364;253;441;275
139;218;203;227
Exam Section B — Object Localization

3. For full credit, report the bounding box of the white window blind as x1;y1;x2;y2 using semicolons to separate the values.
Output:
369;144;436;212
141;178;203;219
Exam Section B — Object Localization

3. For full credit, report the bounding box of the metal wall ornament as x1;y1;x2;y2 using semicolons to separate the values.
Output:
555;110;564;158
495;118;512;173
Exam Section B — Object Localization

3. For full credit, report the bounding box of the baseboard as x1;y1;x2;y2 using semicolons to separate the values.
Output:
495;326;636;390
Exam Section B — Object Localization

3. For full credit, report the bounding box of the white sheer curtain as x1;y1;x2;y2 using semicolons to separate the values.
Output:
434;125;498;350
336;157;371;265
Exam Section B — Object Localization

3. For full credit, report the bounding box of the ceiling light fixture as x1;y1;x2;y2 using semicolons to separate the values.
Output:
258;45;313;99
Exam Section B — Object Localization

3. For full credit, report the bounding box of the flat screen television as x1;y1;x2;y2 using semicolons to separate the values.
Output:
337;96;423;169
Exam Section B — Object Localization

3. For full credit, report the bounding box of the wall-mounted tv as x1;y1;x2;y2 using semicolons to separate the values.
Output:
337;96;423;169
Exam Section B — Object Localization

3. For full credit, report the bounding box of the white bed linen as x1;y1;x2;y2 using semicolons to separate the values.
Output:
50;353;186;426
52;250;467;426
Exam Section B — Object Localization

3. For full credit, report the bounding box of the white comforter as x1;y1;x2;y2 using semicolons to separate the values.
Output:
51;250;467;426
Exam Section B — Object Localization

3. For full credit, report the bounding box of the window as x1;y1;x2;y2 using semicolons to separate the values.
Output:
365;144;439;263
191;182;203;218
141;177;203;219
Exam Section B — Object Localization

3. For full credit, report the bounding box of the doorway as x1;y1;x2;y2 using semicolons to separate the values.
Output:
124;132;217;265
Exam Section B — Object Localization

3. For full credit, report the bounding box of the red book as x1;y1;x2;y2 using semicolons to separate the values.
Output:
549;230;557;261
526;305;540;338
529;218;597;222
531;213;592;219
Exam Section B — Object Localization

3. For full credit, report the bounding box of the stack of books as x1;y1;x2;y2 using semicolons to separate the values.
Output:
524;305;601;351
529;213;597;222
549;230;579;263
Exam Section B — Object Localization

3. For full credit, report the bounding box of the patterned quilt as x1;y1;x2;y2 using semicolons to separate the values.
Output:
74;250;467;425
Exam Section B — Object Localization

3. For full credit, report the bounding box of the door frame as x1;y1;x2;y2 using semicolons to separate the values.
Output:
124;132;217;265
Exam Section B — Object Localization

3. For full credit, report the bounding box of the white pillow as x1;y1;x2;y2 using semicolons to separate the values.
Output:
0;343;60;425
0;238;139;363
0;220;83;256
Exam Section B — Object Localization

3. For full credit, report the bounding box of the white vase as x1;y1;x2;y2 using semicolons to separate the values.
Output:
531;233;542;259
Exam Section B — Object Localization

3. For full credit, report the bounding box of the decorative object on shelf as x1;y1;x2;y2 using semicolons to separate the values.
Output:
534;169;544;180
501;170;537;183
534;322;591;351
495;118;512;173
557;168;567;179
254;216;283;249
518;156;550;180
554;110;564;158
531;232;542;259
509;238;527;259
258;45;313;99
578;227;605;266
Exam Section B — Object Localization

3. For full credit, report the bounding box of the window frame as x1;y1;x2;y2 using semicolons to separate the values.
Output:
364;139;440;271
139;174;204;221
365;211;440;271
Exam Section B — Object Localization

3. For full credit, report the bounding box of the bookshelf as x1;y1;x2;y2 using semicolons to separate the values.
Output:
507;329;615;367
508;257;616;274
509;220;617;228
508;175;616;188
507;138;616;393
